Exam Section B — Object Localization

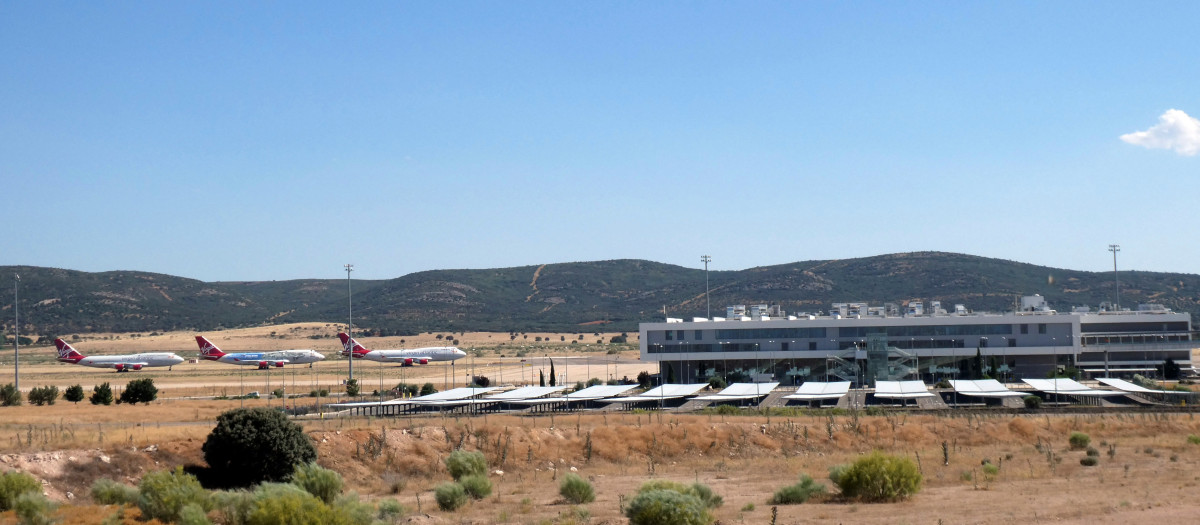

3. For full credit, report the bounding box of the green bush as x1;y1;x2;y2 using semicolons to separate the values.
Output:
1085;447;1100;457
329;492;374;525
1187;435;1200;445
706;376;727;390
202;407;317;487
90;382;113;405
179;502;213;525
635;480;722;509
64;384;85;404
770;474;826;504
1080;456;1099;467
419;383;437;396
981;463;1000;479
833;451;922;502
246;483;337;525
375;498;407;522
444;450;487;481
1069;432;1091;451
559;473;596;504
624;489;713;525
291;463;343;504
0;470;42;511
27;385;59;406
119;378;158;404
1023;395;1042;409
91;478;140;505
434;482;468;511
138;468;212;522
828;464;848;486
0;384;21;406
459;474;492;500
210;489;256;525
13;491;56;525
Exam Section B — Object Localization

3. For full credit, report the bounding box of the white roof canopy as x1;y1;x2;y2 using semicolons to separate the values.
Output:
948;379;1027;398
873;381;935;399
694;382;779;401
598;383;710;404
783;381;851;400
1021;378;1112;396
1095;377;1191;395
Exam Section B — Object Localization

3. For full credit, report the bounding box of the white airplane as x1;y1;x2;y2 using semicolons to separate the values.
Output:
337;332;466;365
196;336;325;369
55;338;184;372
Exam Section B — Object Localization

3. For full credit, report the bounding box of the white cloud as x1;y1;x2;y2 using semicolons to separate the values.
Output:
1120;109;1200;156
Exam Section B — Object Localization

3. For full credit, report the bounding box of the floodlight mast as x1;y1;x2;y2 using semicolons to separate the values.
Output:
345;264;354;383
701;255;711;319
1108;244;1120;310
13;274;19;393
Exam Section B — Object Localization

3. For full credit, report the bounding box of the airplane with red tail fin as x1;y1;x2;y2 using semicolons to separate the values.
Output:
55;338;184;372
196;336;325;369
338;332;465;365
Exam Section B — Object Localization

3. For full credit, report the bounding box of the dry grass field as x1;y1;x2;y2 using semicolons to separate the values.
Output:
3;325;1200;524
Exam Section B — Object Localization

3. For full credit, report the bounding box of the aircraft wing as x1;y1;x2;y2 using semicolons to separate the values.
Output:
380;355;431;363
112;363;148;371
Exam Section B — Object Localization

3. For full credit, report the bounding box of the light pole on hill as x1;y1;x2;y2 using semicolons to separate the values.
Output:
13;274;19;393
1109;244;1121;310
345;264;354;383
701;255;712;319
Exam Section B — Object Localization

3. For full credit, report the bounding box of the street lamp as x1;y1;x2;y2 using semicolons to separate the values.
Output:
12;274;19;393
345;264;354;383
701;255;712;319
1109;244;1121;310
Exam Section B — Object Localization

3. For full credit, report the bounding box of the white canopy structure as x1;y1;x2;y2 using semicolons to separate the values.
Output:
1021;378;1112;396
328;387;500;409
948;379;1027;398
783;381;852;401
598;383;710;404
505;384;639;406
694;382;779;401
873;381;935;399
1095;377;1191;395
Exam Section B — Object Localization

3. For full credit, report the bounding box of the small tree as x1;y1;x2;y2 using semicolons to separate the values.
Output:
120;378;157;404
434;482;467;511
64;385;85;404
90;382;114;405
27;386;59;406
345;379;360;397
549;360;557;386
0;384;21;406
202;407;317;487
444;450;487;481
291;462;343;504
832;451;922;502
419;383;437;396
559;473;595;504
1161;358;1182;380
0;471;41;511
539;370;546;387
138;468;211;522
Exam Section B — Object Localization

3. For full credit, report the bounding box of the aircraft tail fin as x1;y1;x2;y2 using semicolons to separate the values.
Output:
54;338;85;363
195;336;226;359
337;332;370;358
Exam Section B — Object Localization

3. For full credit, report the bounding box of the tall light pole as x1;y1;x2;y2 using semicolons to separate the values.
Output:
345;264;354;382
700;255;712;319
1108;244;1120;311
13;274;19;393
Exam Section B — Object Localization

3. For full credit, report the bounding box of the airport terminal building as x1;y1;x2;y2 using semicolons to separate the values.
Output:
639;296;1194;386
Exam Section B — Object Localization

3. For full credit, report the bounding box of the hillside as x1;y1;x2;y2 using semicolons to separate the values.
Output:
3;252;1199;337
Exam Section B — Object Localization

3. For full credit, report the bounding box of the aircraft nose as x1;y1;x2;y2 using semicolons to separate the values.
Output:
170;355;185;364
314;352;326;359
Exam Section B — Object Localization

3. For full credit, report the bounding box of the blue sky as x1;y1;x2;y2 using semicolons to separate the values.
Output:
3;2;1198;281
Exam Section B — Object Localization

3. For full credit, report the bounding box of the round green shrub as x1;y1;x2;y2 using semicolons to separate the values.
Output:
91;478;140;505
291;463;343;504
625;489;713;525
434;482;468;511
459;474;492;500
559;473;596;504
138;468;212;523
833;451;922;502
376;498;407;521
770;474;826;505
0;471;43;511
14;492;56;525
178;502;213;525
635;480;721;509
1023;395;1043;409
1085;447;1100;457
202;407;317;487
1080;456;1099;467
246;482;336;525
1069;432;1091;451
444;450;487;481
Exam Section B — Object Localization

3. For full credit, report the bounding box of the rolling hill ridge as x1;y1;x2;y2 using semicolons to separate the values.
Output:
3;252;1198;337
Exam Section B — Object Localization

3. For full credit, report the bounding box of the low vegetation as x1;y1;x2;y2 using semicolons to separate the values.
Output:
770;474;826;504
559;473;596;504
202;407;318;487
831;451;922;502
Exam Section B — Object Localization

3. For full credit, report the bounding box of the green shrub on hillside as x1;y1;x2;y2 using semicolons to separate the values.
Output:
444;450;487;481
1069;432;1091;450
625;489;712;525
27;385;58;406
434;482;467;511
559;473;596;504
770;474;826;504
0;384;22;406
138;468;211;523
292;463;343;504
833;451;922;502
202;407;317;487
91;478;140;505
14;492;56;525
0;470;41;511
119;378;158;404
64;384;85;404
459;474;492;500
90;382;113;405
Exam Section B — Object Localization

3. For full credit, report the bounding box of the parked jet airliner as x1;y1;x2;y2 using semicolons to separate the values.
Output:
337;332;466;365
196;336;325;369
55;338;184;372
